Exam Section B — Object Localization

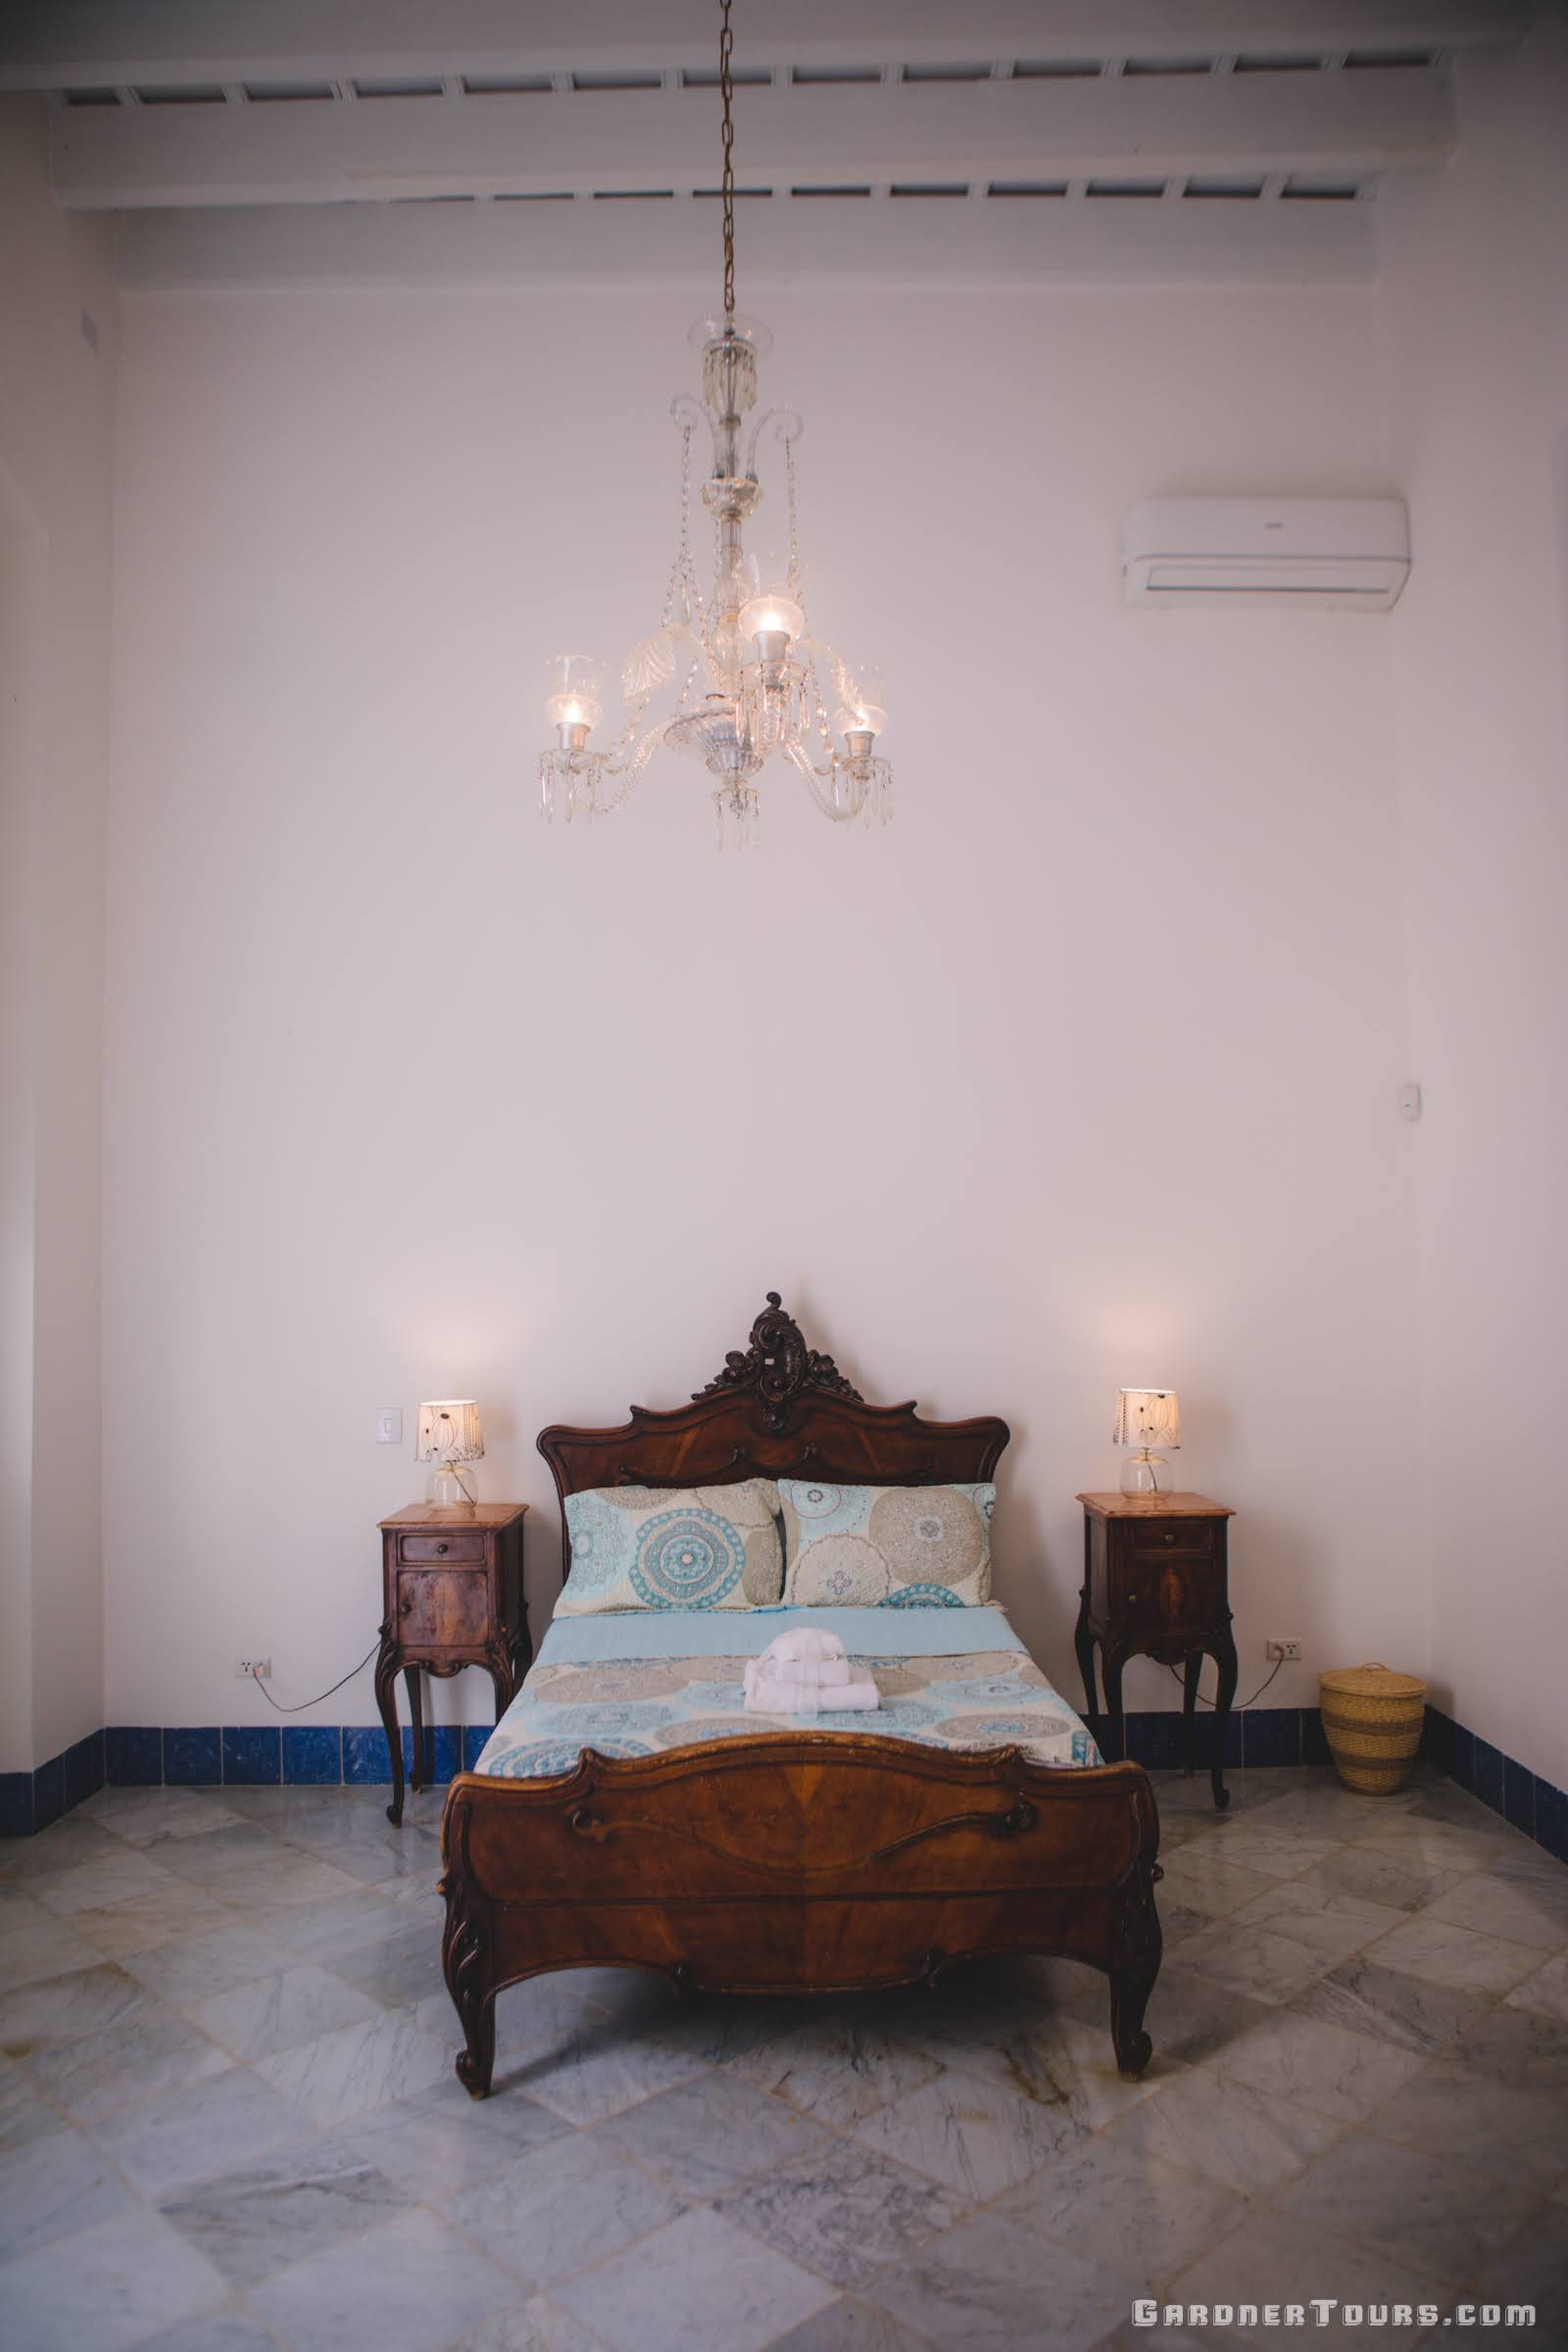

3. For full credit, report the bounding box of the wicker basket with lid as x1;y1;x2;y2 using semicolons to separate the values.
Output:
1318;1662;1427;1794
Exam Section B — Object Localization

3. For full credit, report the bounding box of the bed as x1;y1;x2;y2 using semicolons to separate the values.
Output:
438;1295;1163;2095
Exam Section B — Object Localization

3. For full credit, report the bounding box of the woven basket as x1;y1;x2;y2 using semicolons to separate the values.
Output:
1318;1662;1427;1794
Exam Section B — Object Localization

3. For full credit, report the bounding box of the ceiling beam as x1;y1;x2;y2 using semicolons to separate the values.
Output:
49;71;1454;210
114;188;1375;291
0;0;1531;89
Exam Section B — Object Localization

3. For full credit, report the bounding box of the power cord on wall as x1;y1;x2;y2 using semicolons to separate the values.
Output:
1165;1654;1286;1712
247;1642;380;1713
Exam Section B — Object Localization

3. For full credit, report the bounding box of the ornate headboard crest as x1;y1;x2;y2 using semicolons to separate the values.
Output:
537;1294;1009;1568
694;1291;862;1432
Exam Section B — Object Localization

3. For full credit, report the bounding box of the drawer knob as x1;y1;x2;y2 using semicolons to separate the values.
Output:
435;1542;449;1555
399;1597;412;1615
1163;1532;1175;1544
1129;1592;1141;1606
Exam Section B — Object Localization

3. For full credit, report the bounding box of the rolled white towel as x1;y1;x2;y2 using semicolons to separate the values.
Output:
766;1627;847;1667
752;1653;850;1689
745;1675;880;1715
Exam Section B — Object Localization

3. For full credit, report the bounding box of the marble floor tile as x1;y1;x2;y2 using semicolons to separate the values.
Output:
997;2130;1244;2291
261;1885;413;1963
1295;1954;1494;2057
1363;1914;1543;1997
926;2007;1176;2132
1466;2209;1568;2338
1507;1948;1568;2026
506;2016;708;2126
0;1960;153;2058
1276;2129;1544;2286
1121;1963;1278;2068
68;1882;235;1960
1229;1876;1408;1960
97;1792;247;1847
0;2204;229;2352
717;2132;965;2293
555;2203;836;2352
0;2123;136;2260
3;1816;128;1879
1156;1848;1280;1919
0;2050;70;2154
1206;2008;1427;2124
1171;1918;1359;2007
134;1824;283;1883
122;1921;288;2004
126;2301;285;2352
449;2295;619;2352
88;2061;306;2197
157;2137;416;2288
189;1960;382;2060
0;1910;105;1989
1102;2064;1346;2196
24;2003;233;2124
448;2127;684;2290
1448;2000;1568;2094
597;2067;834;2200
1166;2206;1432;2350
1203;1825;1339;1882
727;2016;942;2126
325;1920;453;2009
1291;1844;1462;1916
1367;2057;1568;2195
1425;1867;1568;1952
1349;1814;1517;1873
867;2205;1136;2352
333;2077;572;2201
253;2004;453;2125
646;1987;812;2065
249;2204;519;2352
200;1850;368;1911
764;2296;934;2352
850;2059;1082;2199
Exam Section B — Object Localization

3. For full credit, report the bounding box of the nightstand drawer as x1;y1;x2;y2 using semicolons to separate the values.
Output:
399;1532;487;1565
395;1568;489;1648
1125;1519;1215;1555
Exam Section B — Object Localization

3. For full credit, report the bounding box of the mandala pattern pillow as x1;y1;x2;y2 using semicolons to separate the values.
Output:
558;1481;783;1613
778;1480;996;1607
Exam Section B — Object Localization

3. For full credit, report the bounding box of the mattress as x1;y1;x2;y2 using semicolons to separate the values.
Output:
474;1604;1102;1779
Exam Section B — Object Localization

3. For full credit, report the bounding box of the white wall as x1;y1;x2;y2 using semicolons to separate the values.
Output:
1381;21;1568;1793
0;101;117;1772
103;268;1427;1736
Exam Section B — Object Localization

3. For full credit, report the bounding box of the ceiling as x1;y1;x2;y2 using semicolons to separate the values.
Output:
0;2;1534;288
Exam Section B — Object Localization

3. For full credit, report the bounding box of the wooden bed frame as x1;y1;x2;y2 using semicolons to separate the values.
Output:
439;1295;1163;2095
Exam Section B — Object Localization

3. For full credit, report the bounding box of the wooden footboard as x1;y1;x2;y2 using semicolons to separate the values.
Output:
439;1736;1163;2096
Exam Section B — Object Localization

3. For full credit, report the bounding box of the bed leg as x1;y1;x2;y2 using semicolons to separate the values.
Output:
1109;1969;1155;2079
440;1798;496;2098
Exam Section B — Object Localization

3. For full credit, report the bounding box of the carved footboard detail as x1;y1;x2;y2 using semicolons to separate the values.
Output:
439;1738;1162;2093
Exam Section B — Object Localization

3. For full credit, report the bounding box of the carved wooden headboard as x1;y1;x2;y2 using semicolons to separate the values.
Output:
537;1293;1009;1583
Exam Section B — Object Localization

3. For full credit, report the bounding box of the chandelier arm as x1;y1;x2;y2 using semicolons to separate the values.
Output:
741;405;803;480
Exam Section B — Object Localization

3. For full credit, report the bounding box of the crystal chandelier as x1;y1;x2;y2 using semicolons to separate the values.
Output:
537;0;891;851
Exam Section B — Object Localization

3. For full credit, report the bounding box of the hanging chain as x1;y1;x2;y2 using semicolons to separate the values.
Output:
718;0;736;320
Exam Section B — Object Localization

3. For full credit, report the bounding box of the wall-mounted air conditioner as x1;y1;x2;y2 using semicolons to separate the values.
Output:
1122;498;1410;610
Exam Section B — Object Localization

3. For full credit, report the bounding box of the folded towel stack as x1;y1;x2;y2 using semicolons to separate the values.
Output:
743;1626;880;1715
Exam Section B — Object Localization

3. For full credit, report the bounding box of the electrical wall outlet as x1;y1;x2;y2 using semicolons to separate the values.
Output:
234;1656;272;1681
1265;1638;1303;1663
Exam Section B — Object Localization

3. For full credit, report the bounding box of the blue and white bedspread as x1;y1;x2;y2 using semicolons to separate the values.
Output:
474;1605;1102;1779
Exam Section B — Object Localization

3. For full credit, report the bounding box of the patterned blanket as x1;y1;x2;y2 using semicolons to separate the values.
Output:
474;1608;1101;1780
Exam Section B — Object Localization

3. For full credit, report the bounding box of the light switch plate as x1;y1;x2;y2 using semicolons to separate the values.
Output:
376;1407;403;1446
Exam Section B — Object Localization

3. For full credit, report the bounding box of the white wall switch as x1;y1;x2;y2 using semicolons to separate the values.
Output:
376;1407;403;1446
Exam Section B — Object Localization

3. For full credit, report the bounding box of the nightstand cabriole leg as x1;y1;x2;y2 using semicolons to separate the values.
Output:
1102;1645;1128;1765
374;1635;406;1828
1182;1653;1201;1776
406;1667;429;1792
1210;1632;1239;1810
1073;1602;1099;1732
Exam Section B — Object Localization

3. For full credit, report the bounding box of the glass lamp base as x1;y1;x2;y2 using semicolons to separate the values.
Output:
1119;1450;1173;1498
427;1465;476;1509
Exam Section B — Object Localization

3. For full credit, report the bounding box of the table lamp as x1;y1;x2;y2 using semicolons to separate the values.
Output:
1113;1388;1180;1498
416;1399;483;1507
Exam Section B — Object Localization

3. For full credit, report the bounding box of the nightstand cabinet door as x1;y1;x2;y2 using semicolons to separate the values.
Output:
394;1565;489;1651
1113;1532;1226;1647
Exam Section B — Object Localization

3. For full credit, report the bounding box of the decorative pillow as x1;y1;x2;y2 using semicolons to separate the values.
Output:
779;1480;996;1607
558;1481;783;1613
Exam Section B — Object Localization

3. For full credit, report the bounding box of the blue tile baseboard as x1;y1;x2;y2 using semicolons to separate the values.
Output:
8;1704;1568;1860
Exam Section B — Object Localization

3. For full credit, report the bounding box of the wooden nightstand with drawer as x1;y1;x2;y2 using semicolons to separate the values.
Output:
375;1503;528;1825
1074;1493;1237;1810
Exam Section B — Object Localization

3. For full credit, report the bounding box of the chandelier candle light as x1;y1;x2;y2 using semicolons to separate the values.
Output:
416;1399;484;1509
1113;1388;1182;1499
538;0;892;850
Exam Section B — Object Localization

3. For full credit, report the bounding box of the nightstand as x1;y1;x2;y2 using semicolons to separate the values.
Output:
1074;1493;1238;1810
375;1503;529;1826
